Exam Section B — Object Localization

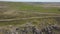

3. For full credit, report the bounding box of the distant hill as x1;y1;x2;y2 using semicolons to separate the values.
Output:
24;2;60;5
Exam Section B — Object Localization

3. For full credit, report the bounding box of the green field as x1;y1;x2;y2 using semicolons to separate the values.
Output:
0;2;60;34
0;2;60;13
0;2;60;26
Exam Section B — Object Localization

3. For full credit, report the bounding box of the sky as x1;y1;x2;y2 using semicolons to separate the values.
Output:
0;0;60;2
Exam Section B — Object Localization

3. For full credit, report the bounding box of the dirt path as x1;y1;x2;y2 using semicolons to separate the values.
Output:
0;16;60;21
18;11;60;15
0;11;60;21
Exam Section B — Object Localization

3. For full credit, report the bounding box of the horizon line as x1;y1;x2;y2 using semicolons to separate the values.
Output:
0;1;60;2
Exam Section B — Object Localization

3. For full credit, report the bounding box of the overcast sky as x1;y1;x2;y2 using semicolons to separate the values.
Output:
0;0;60;2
